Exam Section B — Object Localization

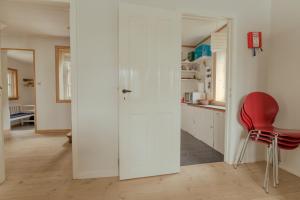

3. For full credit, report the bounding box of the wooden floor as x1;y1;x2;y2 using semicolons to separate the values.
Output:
1;130;300;200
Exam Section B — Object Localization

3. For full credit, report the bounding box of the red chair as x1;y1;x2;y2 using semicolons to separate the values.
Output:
237;105;276;192
235;92;300;193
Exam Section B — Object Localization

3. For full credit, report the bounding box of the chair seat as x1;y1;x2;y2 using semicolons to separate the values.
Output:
251;126;300;139
250;135;299;149
274;128;300;138
10;112;34;119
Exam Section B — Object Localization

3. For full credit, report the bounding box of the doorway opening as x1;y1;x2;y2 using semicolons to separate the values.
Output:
0;0;72;185
180;16;230;166
1;49;36;133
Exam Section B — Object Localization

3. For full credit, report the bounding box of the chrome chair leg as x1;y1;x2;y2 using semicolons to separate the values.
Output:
263;145;269;191
272;139;277;187
234;133;251;169
275;136;279;185
263;145;272;193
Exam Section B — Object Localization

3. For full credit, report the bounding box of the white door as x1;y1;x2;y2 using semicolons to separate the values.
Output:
119;2;181;180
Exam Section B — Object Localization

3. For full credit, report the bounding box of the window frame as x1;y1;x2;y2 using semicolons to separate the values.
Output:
7;68;19;100
55;46;71;103
211;52;226;107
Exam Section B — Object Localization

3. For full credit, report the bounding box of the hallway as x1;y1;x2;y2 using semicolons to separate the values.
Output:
1;130;300;199
1;130;72;199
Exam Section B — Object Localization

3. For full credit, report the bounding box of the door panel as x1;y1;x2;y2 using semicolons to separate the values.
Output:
194;108;214;147
119;2;181;180
213;111;225;154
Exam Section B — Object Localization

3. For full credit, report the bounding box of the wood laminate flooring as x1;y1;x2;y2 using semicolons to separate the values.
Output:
1;129;300;200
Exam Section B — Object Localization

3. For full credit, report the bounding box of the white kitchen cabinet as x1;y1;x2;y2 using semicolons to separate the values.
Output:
181;103;225;154
193;108;214;147
181;103;193;134
213;111;225;154
181;103;187;131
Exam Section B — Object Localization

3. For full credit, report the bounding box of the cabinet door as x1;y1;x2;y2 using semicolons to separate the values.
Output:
213;111;225;154
181;103;194;134
181;103;188;131
193;108;214;147
186;105;196;135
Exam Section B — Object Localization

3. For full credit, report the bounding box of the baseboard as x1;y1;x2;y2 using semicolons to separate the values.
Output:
279;164;300;178
3;129;10;136
36;129;71;134
10;124;20;128
73;169;118;179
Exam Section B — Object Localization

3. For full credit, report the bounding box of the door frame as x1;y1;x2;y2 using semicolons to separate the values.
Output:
0;48;37;133
181;15;234;164
69;1;236;178
0;48;37;183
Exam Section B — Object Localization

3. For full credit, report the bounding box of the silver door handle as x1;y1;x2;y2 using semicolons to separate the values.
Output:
122;89;132;94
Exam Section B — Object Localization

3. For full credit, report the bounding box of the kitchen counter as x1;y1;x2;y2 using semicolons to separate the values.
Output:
183;103;226;112
181;102;226;154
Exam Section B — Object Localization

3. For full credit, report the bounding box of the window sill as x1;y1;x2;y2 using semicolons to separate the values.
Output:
56;100;71;104
9;97;19;101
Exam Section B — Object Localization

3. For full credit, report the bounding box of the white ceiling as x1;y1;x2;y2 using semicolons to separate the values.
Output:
0;0;70;38
1;1;225;44
7;50;34;65
182;17;227;46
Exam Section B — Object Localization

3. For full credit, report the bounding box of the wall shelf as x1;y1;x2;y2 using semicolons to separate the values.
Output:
181;78;201;81
181;70;197;73
192;56;211;64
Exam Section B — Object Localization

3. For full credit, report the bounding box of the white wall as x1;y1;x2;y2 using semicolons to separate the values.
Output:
8;57;35;105
267;0;300;177
181;47;194;60
1;52;10;131
71;0;271;178
1;35;71;131
0;27;6;184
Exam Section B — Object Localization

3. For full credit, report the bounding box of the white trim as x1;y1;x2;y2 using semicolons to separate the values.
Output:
70;0;79;179
279;164;300;178
181;15;234;164
75;169;118;179
224;19;234;164
0;24;6;184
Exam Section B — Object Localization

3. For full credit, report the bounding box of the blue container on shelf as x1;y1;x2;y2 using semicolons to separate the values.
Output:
187;51;195;61
194;46;202;59
201;44;212;57
194;44;212;59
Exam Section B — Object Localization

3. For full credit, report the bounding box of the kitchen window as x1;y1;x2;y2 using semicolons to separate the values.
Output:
55;46;71;103
7;68;19;100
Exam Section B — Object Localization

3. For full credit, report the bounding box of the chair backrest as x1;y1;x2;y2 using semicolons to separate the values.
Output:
239;106;253;131
243;92;279;129
9;104;21;115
